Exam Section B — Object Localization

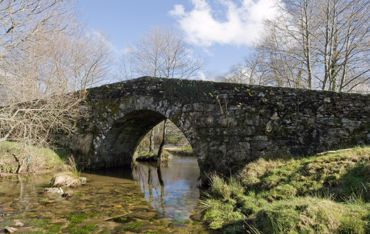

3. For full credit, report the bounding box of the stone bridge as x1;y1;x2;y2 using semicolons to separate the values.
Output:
68;77;370;179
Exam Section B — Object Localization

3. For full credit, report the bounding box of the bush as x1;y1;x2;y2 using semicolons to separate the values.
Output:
201;198;244;230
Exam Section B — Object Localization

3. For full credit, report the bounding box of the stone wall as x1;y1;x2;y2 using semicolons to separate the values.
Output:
68;77;370;179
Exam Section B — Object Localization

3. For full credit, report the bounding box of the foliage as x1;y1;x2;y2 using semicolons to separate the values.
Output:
202;147;370;233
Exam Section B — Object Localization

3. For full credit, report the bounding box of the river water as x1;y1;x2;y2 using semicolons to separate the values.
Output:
0;156;209;233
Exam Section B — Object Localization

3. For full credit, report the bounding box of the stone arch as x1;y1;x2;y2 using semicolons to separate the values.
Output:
96;109;198;169
66;77;370;182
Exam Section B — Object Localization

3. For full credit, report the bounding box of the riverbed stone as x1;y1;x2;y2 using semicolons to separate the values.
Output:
44;187;64;195
50;172;81;188
4;227;17;233
14;220;24;227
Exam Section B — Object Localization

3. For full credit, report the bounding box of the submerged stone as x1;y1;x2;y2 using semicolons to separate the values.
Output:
50;172;82;188
44;187;64;195
14;220;24;227
4;226;17;233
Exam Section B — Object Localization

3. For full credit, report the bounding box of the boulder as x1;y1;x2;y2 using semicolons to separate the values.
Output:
50;172;82;188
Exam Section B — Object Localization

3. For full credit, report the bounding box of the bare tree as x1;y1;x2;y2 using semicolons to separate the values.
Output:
231;0;370;93
127;28;202;79
123;28;202;157
316;0;370;92
225;51;282;86
0;0;68;59
0;1;111;146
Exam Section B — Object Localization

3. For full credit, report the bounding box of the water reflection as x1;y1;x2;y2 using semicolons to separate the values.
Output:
132;156;200;221
0;165;207;233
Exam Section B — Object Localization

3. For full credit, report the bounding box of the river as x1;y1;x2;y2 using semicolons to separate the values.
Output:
0;156;209;233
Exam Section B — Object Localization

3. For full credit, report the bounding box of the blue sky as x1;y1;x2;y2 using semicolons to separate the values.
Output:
76;0;281;77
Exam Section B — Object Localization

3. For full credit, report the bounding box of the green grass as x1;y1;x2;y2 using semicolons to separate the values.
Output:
166;134;185;145
164;145;194;156
27;218;63;234
201;146;370;233
0;141;69;174
135;149;175;162
65;212;98;234
241;147;370;202
118;220;146;232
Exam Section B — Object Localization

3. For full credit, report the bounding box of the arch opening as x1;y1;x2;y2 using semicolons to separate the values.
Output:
98;109;196;168
97;109;200;221
134;117;193;162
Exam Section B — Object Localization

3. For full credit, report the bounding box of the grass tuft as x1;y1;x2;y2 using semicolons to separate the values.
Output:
202;146;370;233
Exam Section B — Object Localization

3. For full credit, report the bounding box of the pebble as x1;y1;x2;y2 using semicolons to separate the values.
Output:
14;220;24;227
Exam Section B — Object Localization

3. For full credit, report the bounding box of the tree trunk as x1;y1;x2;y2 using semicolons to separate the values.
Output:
148;129;154;153
156;120;167;161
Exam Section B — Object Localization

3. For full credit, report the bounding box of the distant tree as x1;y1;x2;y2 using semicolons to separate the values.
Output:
125;27;202;79
225;52;276;86
123;28;202;157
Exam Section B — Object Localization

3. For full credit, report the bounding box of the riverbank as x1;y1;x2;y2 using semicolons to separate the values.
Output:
201;146;370;233
135;145;194;163
0;141;70;176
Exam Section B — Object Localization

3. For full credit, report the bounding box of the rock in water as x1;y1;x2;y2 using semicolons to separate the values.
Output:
79;177;87;185
51;172;81;188
44;187;64;195
14;220;24;227
61;190;73;198
4;226;17;233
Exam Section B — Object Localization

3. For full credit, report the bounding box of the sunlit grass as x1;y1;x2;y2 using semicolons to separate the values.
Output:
202;146;370;233
0;141;68;174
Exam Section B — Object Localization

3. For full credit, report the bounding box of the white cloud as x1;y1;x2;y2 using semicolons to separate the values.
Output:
85;29;120;55
170;0;284;47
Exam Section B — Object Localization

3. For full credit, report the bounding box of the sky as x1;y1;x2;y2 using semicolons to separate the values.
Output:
76;0;282;79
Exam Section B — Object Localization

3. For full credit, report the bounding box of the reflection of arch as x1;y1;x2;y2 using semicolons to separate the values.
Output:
97;109;195;168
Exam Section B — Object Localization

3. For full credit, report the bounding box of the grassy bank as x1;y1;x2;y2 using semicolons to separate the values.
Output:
135;145;194;162
0;141;69;175
201;147;370;233
164;145;193;156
